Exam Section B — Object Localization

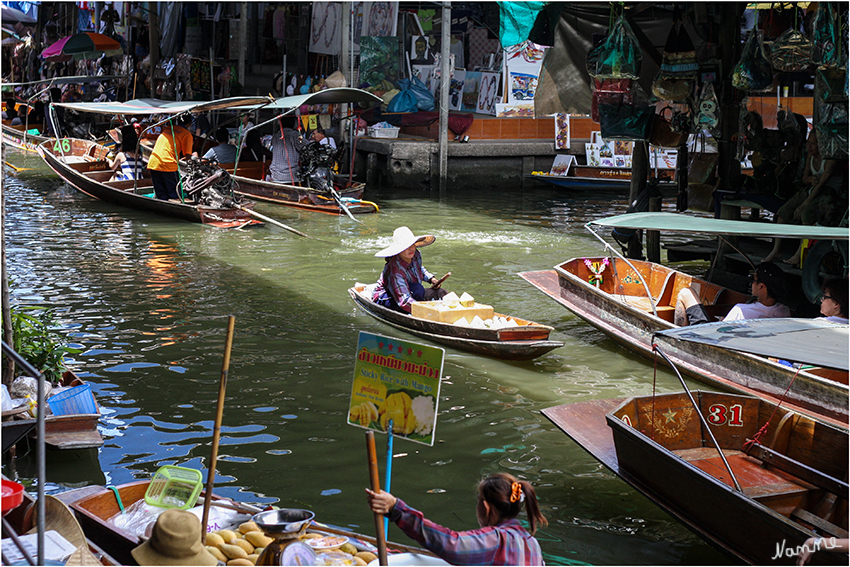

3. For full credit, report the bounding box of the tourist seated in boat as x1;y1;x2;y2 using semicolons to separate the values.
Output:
366;472;547;566
242;129;272;162
203;127;238;164
131;508;218;566
819;277;848;324
108;125;142;181
674;262;790;326
764;130;848;265
372;226;449;313
3;100;21;125
147;115;197;201
269;115;303;184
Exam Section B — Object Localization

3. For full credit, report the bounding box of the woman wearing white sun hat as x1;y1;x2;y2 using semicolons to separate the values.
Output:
372;226;450;313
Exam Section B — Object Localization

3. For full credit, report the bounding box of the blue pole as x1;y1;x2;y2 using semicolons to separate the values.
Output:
384;419;394;535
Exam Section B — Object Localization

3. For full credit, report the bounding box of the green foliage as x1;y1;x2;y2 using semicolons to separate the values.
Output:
2;305;80;383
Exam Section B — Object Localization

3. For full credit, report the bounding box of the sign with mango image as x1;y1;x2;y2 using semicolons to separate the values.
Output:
349;331;444;446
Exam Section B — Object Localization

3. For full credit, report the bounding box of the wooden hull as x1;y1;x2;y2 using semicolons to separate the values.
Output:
1;370;103;450
520;261;849;428
528;170;675;191
544;392;848;565
232;174;378;215
1;121;50;152
37;138;263;228
349;285;563;360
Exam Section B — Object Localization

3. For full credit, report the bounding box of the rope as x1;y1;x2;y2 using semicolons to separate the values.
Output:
742;365;802;453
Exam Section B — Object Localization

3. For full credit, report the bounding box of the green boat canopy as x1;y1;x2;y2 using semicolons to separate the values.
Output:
232;87;381;111
589;212;849;241
655;318;849;371
53;95;273;116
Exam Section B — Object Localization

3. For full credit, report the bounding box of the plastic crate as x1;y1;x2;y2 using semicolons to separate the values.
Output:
145;465;203;510
369;126;400;139
47;384;97;416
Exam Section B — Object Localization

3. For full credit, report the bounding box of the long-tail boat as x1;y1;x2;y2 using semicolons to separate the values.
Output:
544;389;848;565
521;212;849;428
349;284;563;360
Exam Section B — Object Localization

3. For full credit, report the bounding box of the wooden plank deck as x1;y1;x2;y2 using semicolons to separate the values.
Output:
541;399;623;474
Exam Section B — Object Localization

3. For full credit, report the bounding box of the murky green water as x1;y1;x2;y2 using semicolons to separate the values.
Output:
2;151;732;565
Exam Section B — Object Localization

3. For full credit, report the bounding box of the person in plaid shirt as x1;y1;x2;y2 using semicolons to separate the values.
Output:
372;226;449;313
366;473;547;565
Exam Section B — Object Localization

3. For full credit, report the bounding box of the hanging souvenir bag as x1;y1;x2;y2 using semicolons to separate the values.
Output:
651;77;693;102
693;82;720;138
650;106;689;148
687;135;719;212
658;22;698;78
594;9;642;79
598;103;654;141
816;67;848;103
816;101;849;160
591;78;633;122
732;28;774;92
770;28;812;72
812;2;842;68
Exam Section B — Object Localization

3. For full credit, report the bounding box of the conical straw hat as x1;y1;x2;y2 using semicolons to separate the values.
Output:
27;495;101;566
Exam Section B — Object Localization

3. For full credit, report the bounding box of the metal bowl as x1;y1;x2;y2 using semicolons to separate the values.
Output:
252;508;315;533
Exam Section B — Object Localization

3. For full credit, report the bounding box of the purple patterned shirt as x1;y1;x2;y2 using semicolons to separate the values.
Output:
372;250;435;312
388;499;544;566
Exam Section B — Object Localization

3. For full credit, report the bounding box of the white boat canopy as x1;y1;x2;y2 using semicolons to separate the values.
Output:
589;212;849;240
52;95;274;116
232;87;381;111
655;318;849;371
1;75;124;88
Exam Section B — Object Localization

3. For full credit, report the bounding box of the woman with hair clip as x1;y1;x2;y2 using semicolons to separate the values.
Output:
366;472;547;565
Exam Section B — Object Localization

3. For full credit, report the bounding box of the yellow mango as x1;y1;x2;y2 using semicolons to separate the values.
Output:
355;551;378;563
349;405;361;422
219;543;248;560
352;557;368;566
227;559;254;566
239;521;260;534
232;538;254;554
404;411;416;435
218;529;238;544
302;533;322;540
339;543;358;555
206;546;228;562
205;532;225;547
246;554;260;564
244;531;273;548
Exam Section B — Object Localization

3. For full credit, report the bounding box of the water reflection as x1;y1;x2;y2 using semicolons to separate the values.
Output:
1;155;732;565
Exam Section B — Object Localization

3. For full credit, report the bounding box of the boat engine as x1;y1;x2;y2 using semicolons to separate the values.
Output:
298;140;338;191
181;157;242;208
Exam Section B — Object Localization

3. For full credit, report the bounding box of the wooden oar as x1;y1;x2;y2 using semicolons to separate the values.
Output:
222;198;322;240
432;272;451;289
329;184;361;223
366;431;389;566
201;316;236;544
3;161;29;172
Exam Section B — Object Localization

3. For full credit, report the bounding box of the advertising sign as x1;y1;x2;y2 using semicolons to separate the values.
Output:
348;332;444;446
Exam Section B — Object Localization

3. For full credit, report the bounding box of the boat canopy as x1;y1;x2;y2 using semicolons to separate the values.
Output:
589;212;849;240
655;318;849;371
233;87;381;111
53;95;273;116
1;75;123;88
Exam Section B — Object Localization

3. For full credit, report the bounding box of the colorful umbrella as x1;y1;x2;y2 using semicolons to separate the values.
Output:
1;5;37;25
41;32;122;62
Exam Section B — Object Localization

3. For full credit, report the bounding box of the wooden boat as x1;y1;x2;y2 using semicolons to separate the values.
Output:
528;166;675;191
37;137;264;228
1;120;50;152
520;212;850;428
1;370;103;451
543;391;849;565
349;284;563;360
230;88;383;216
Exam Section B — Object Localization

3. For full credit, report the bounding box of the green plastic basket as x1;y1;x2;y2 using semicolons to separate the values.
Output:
144;465;203;510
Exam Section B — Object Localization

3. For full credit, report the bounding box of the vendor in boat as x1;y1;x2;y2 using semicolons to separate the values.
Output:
366;472;547;566
372;226;449;313
131;508;218;566
147;114;197;201
269;115;303;184
203;127;238;164
819;278;848;324
675;262;790;326
108;125;142;181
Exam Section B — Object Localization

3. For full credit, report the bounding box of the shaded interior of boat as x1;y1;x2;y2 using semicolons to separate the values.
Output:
610;391;849;538
2;119;46;134
560;257;752;323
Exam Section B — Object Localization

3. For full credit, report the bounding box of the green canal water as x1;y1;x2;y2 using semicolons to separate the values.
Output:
2;152;732;565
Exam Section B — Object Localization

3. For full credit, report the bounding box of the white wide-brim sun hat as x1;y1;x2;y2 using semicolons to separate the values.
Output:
375;226;436;258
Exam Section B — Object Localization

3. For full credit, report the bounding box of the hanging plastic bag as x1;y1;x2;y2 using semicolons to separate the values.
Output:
816;67;848;104
591;78;633;122
812;2;843;68
816;102;849;160
594;10;642;79
732;29;774;92
693;82;720;138
770;28;812;72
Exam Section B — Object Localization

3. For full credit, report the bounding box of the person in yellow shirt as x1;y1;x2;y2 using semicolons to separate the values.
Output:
147;115;197;201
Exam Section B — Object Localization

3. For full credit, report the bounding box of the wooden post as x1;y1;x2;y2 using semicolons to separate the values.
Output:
676;144;688;212
438;3;451;195
238;2;248;88
366;153;378;188
647;197;662;263
148;4;159;91
627;141;649;260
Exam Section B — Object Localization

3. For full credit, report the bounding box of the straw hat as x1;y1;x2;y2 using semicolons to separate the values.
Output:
131;509;217;566
375;226;436;258
27;495;101;566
